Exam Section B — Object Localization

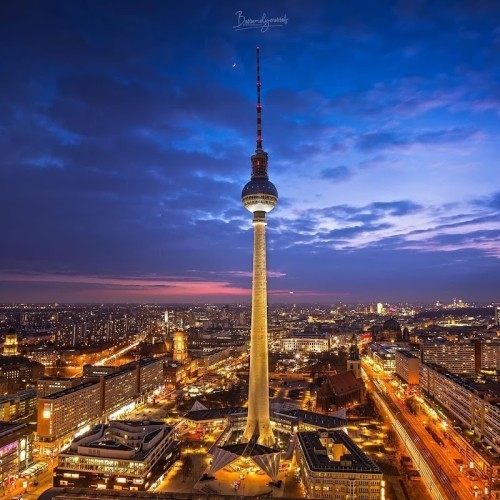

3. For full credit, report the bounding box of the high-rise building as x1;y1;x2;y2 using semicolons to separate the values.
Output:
241;48;278;447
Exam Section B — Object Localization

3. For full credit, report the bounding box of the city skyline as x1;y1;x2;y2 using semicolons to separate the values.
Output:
1;1;499;303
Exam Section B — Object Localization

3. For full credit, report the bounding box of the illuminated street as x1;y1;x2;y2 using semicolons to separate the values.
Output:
363;358;480;500
94;340;141;366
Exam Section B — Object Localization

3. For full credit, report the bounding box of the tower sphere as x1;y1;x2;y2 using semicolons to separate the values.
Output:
241;178;278;213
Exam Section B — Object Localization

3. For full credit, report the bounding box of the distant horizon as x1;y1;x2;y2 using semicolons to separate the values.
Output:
0;300;496;308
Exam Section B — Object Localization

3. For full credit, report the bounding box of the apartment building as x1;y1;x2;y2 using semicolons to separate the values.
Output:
421;341;476;374
420;362;499;454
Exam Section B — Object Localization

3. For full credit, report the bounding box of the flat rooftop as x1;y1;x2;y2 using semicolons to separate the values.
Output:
276;409;346;429
396;350;419;359
0;421;26;438
42;380;99;399
184;407;247;421
297;430;382;473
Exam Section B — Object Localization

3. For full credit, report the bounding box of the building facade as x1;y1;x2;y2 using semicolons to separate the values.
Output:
0;389;36;421
475;340;500;372
295;429;383;499
0;422;33;494
395;350;419;385
419;362;500;454
36;358;165;457
279;334;330;353
37;377;81;398
37;380;101;457
421;341;476;374
54;420;180;492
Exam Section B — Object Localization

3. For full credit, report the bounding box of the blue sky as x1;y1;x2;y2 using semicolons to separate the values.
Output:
0;0;498;303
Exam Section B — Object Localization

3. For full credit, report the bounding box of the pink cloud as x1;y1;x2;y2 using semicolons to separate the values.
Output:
0;272;251;297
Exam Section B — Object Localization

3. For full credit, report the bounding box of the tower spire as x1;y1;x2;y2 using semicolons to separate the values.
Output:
251;47;269;180
256;46;263;151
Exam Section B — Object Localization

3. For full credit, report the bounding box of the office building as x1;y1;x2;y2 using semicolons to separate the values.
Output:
0;355;44;392
371;345;397;373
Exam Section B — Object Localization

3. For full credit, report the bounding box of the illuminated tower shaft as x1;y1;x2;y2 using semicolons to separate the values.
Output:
243;211;274;445
241;47;277;447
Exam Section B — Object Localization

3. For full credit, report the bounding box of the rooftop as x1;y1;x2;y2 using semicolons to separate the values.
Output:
184;407;247;422
297;430;382;473
41;380;99;400
0;421;26;438
327;371;364;396
275;409;346;430
61;420;174;462
396;350;419;359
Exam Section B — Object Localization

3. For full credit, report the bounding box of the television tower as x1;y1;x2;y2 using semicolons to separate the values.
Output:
241;47;278;447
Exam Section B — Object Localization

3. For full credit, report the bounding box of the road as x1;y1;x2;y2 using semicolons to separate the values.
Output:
363;360;476;500
94;340;140;366
3;462;54;500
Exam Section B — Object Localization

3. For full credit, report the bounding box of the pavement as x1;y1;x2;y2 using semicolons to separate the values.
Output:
2;463;54;500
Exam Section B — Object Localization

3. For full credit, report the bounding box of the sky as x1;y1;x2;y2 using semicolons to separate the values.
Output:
0;0;499;304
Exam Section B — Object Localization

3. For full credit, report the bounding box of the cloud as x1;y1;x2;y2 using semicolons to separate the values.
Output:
356;127;481;152
320;165;352;182
0;271;252;298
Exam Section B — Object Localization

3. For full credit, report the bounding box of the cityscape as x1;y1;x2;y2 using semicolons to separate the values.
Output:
1;1;499;500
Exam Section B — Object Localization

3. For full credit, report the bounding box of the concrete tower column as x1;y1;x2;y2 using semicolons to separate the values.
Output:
243;211;274;446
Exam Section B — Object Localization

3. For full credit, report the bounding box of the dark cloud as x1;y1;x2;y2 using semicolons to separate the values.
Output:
356;127;480;152
320;166;352;182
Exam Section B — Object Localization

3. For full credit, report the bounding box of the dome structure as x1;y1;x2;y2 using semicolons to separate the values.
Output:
382;318;401;331
381;317;402;342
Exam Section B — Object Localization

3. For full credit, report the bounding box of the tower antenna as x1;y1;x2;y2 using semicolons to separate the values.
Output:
256;46;263;151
